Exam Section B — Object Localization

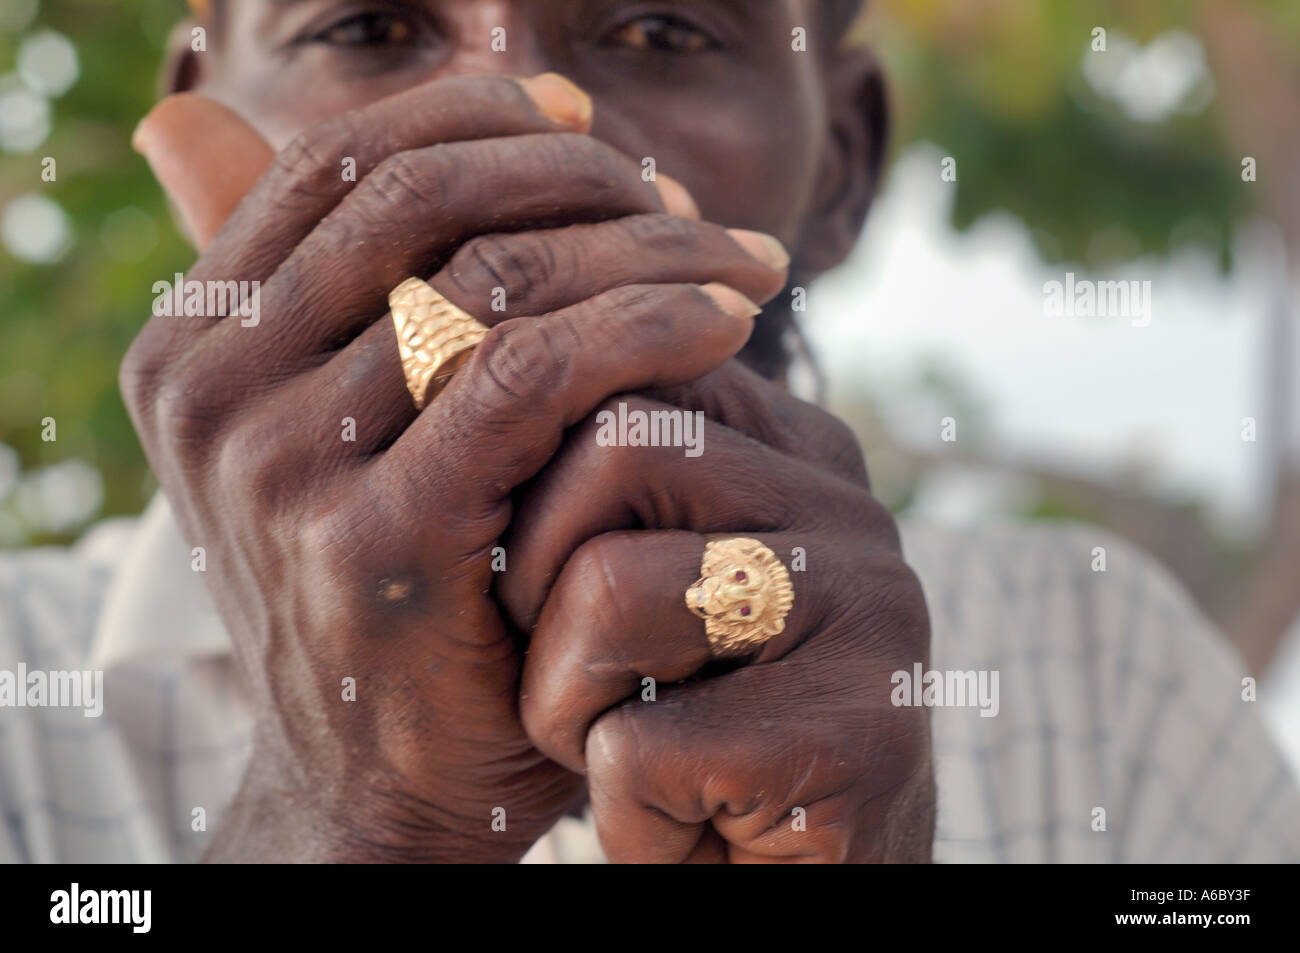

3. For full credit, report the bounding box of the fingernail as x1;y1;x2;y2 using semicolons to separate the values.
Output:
700;282;761;320
518;73;592;131
726;229;790;271
655;172;701;220
130;118;150;154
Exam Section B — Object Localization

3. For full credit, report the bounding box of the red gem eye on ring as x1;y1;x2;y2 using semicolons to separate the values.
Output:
739;605;751;616
734;570;747;582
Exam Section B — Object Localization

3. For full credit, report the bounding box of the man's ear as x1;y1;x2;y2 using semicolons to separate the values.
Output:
159;19;211;96
795;47;889;278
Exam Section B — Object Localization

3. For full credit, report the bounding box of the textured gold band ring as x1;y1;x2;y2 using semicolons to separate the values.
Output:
686;537;794;657
390;277;490;410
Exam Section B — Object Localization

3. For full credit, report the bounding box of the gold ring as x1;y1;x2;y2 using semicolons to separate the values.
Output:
686;537;794;657
389;277;490;409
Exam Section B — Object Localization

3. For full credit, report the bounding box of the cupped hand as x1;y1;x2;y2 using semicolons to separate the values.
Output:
125;74;787;861
498;365;937;863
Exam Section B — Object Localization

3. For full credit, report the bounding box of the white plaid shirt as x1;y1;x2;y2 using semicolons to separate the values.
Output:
2;493;1297;862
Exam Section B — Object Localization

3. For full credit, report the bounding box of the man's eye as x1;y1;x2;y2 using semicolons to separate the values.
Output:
314;12;415;47
605;14;716;54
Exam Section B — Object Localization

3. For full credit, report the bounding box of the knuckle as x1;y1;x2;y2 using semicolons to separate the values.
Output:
211;423;263;498
474;319;573;400
822;415;869;484
584;705;646;791
595;282;664;312
152;361;226;454
618;212;702;253
856;555;929;658
274;114;360;201
892;560;930;624
365;150;449;219
590;283;682;340
295;503;377;621
584;397;648;475
821;414;860;459
213;415;298;519
814;825;855;865
298;502;361;569
118;332;166;426
451;232;556;307
559;535;634;635
863;499;904;551
548;134;635;205
592;442;636;488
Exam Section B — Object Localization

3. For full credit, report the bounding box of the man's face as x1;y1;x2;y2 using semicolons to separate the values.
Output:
189;0;838;250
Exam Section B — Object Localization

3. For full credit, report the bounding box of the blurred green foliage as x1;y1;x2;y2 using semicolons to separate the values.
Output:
871;0;1300;268
1;1;187;543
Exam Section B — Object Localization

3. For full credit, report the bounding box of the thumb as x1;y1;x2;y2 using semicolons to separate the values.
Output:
133;93;274;251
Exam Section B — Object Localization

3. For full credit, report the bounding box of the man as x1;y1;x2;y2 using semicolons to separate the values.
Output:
1;0;1296;863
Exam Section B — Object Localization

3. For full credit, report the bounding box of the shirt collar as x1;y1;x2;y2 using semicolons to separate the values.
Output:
87;492;232;671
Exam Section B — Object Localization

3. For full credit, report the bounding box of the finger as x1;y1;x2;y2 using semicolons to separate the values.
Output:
378;283;761;518
682;826;730;864
435;215;788;321
646;360;870;486
498;396;888;633
582;670;811;864
519;529;835;772
201;132;687;372
713;798;866;862
136;74;592;272
584;650;932;863
124;74;603;388
132;94;276;251
138;282;763;513
266;216;788;457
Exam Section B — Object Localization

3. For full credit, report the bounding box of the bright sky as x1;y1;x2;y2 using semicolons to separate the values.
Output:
808;142;1300;774
809;143;1293;538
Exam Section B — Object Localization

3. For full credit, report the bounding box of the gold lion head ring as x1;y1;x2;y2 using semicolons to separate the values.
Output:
390;277;490;410
686;537;794;657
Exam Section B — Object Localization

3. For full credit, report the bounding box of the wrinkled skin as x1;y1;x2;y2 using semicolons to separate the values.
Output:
125;0;934;862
